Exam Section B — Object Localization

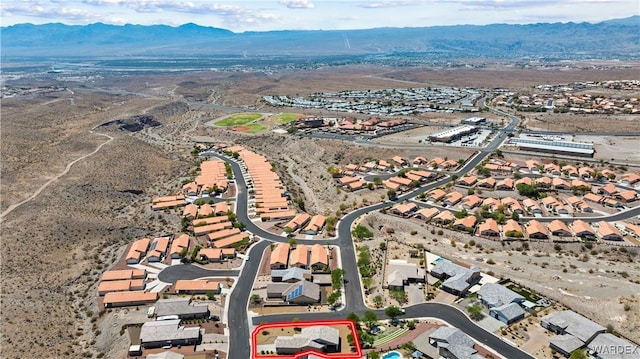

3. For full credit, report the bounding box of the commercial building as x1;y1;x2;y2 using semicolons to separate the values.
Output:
428;125;478;143
461;116;487;125
510;135;595;157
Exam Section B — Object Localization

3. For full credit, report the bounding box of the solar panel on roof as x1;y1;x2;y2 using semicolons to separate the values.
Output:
286;284;303;301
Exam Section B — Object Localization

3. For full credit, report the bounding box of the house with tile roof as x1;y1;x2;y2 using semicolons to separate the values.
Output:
169;234;190;259
478;218;499;237
126;237;151;264
431;260;481;296
304;215;327;235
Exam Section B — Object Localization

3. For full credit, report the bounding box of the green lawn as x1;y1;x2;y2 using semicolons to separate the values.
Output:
216;113;262;127
272;113;304;124
245;123;267;134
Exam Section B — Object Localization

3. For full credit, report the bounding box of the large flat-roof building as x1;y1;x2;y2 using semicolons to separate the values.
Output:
428;125;478;143
461;116;487;125
510;135;595;157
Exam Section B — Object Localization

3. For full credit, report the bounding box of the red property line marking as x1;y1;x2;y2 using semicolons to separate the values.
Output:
251;319;363;359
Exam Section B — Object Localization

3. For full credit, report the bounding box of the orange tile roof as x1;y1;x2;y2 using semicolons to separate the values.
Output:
600;183;618;195
527;220;548;236
175;280;221;292
433;210;455;222
584;193;604;203
289;244;309;267
192;216;229;227
389;176;412;186
414;207;439;220
169;234;190;256
151;199;186;210
101;269;146;281
207;228;241;241
182;204;198;218
597;221;623;239
428;189;447;200
392;203;417;214
148;237;169;258
194;221;233;236
458;176;477;186
454;215;477;229
103;291;157;306
571;220;594;236
478;218;499;234
304;215;326;233
444;191;464;204
212;232;250;248
260;210;297;221
625;223;640;237
198;203;214;217
285;213;311;231
503;219;523;235
270;243;290;267
310;244;328;266
98;279;145;294
617;190;637;202
548;220;570;234
126;237;151;262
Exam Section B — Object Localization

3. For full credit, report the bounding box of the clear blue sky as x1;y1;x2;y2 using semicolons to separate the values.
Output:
1;0;638;32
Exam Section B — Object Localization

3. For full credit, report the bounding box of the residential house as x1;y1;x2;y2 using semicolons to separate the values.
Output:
309;244;328;271
274;326;340;355
139;320;201;349
392;156;408;167
548;220;572;237
428;189;448;202
527;220;549;240
453;216;477;233
478;283;524;308
387;260;425;291
103;291;158;308
503;219;524;238
570;179;591;190
571;220;596;239
597;221;624;241
535;176;552;188
100;269;146;282
126;237;151;264
495;178;514;191
207;228;241;242
515;177;533;187
477;177;496;189
389;176;413;188
598;183;618;196
482;197;501;212
552;177;571;190
147;237;170;262
169;234;190;259
522;198;542;216
501;197;524;215
584;192;604;204
270;243;290;269
428;327;484;359
541;310;606;357
289;244;309;268
284;213;311;232
478;218;499;237
587;333;638;359
616;190;638;203
412;157;428;166
578;166;595;179
430;260;481;296
413;207;440;222
490;303;526;325
98;279;145;296
346;179;367;191
457;176;478;187
603;198;623;208
271;267;312;283
526;159;541;173
461;195;482;210
562;165;578;177
544;163;562;176
619;172;640;186
198;203;214;217
174;279;222;295
267;280;321;305
390;202;418;217
182;204;198;219
624;223;640;238
155;297;209;319
304;215;327;235
212;232;249;248
443;192;464;207
198;247;235;263
433;211;455;225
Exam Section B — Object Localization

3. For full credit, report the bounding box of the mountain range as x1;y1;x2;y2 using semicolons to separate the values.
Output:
1;16;638;60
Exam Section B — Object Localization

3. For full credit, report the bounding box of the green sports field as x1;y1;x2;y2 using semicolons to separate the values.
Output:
245;123;267;134
271;113;304;124
215;113;262;127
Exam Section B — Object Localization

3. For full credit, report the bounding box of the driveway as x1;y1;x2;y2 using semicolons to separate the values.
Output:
406;285;424;305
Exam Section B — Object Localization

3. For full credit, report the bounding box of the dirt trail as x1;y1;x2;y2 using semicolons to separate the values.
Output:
0;131;114;221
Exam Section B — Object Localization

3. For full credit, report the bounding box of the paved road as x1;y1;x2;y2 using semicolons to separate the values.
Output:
251;302;535;359
157;265;239;282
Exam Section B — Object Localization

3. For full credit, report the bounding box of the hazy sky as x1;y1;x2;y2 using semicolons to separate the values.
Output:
1;0;638;32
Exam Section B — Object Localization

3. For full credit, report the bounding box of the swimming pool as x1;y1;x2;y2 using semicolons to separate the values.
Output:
382;351;402;359
433;257;444;264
